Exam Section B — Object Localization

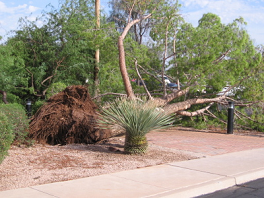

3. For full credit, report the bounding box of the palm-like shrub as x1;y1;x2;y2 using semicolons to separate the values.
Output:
99;98;174;154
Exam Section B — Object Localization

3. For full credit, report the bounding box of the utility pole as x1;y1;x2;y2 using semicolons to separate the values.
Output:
94;0;100;98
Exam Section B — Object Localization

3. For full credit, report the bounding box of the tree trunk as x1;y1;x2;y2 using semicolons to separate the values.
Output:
118;36;135;98
94;0;100;98
162;96;225;115
0;90;8;104
151;88;190;106
118;14;151;98
124;133;148;154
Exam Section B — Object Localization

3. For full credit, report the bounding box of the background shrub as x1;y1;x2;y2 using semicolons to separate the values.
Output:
0;103;29;145
46;82;67;99
0;112;14;164
0;93;22;105
32;99;46;114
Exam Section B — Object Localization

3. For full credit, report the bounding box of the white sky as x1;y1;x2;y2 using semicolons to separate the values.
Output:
0;0;263;45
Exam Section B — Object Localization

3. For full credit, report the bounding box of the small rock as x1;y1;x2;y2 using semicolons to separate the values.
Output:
108;146;121;152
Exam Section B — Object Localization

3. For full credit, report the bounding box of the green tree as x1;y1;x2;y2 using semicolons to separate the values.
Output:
0;38;27;104
108;0;159;45
7;0;95;99
115;0;181;98
5;0;129;104
161;14;262;115
108;0;263;131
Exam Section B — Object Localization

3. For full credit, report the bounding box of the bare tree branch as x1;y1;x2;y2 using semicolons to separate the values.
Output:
176;102;214;116
201;112;226;125
213;49;231;64
92;92;127;100
235;109;263;125
161;19;173;97
25;68;34;91
173;27;180;90
152;87;190;107
165;53;176;60
162;95;225;114
128;0;136;23
41;57;66;87
134;60;153;99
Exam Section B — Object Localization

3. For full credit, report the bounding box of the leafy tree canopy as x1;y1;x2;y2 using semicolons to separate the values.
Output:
110;0;263;131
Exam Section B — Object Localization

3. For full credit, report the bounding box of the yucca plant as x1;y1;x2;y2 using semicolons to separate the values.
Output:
98;98;174;154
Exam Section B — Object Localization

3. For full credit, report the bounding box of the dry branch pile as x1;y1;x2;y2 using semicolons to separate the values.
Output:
29;85;111;145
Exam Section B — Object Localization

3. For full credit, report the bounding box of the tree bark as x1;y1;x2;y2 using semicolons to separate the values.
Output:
118;14;151;98
118;36;135;98
0;90;8;104
163;96;225;115
94;0;100;98
134;60;152;99
152;88;190;106
176;102;214;116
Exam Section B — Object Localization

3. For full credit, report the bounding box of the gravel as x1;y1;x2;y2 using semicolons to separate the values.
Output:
0;135;196;191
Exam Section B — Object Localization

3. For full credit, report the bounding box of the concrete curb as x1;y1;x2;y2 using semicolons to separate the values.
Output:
144;177;236;198
145;168;264;198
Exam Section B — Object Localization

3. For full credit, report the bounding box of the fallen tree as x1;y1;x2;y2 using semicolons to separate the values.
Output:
103;0;263;131
29;85;111;145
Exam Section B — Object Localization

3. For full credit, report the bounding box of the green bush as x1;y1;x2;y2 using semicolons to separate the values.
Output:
0;93;22;105
236;106;264;132
0;103;29;145
6;93;22;104
46;82;67;99
0;112;14;164
32;99;46;114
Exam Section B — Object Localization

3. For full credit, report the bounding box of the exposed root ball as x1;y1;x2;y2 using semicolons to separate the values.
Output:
29;85;111;145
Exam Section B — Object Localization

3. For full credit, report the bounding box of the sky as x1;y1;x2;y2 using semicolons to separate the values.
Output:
0;0;263;45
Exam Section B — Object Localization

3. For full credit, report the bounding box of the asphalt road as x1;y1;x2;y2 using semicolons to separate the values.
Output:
196;177;264;198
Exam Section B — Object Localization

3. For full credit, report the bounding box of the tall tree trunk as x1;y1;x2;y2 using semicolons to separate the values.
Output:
118;37;135;98
94;0;100;98
118;14;151;98
0;90;8;104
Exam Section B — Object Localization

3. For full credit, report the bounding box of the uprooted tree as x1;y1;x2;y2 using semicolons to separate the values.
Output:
29;85;111;145
107;0;264;131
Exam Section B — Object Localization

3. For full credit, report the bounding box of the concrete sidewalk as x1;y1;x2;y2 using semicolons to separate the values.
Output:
1;148;264;198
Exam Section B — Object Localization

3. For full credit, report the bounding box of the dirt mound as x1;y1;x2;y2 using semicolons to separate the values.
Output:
29;85;111;145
